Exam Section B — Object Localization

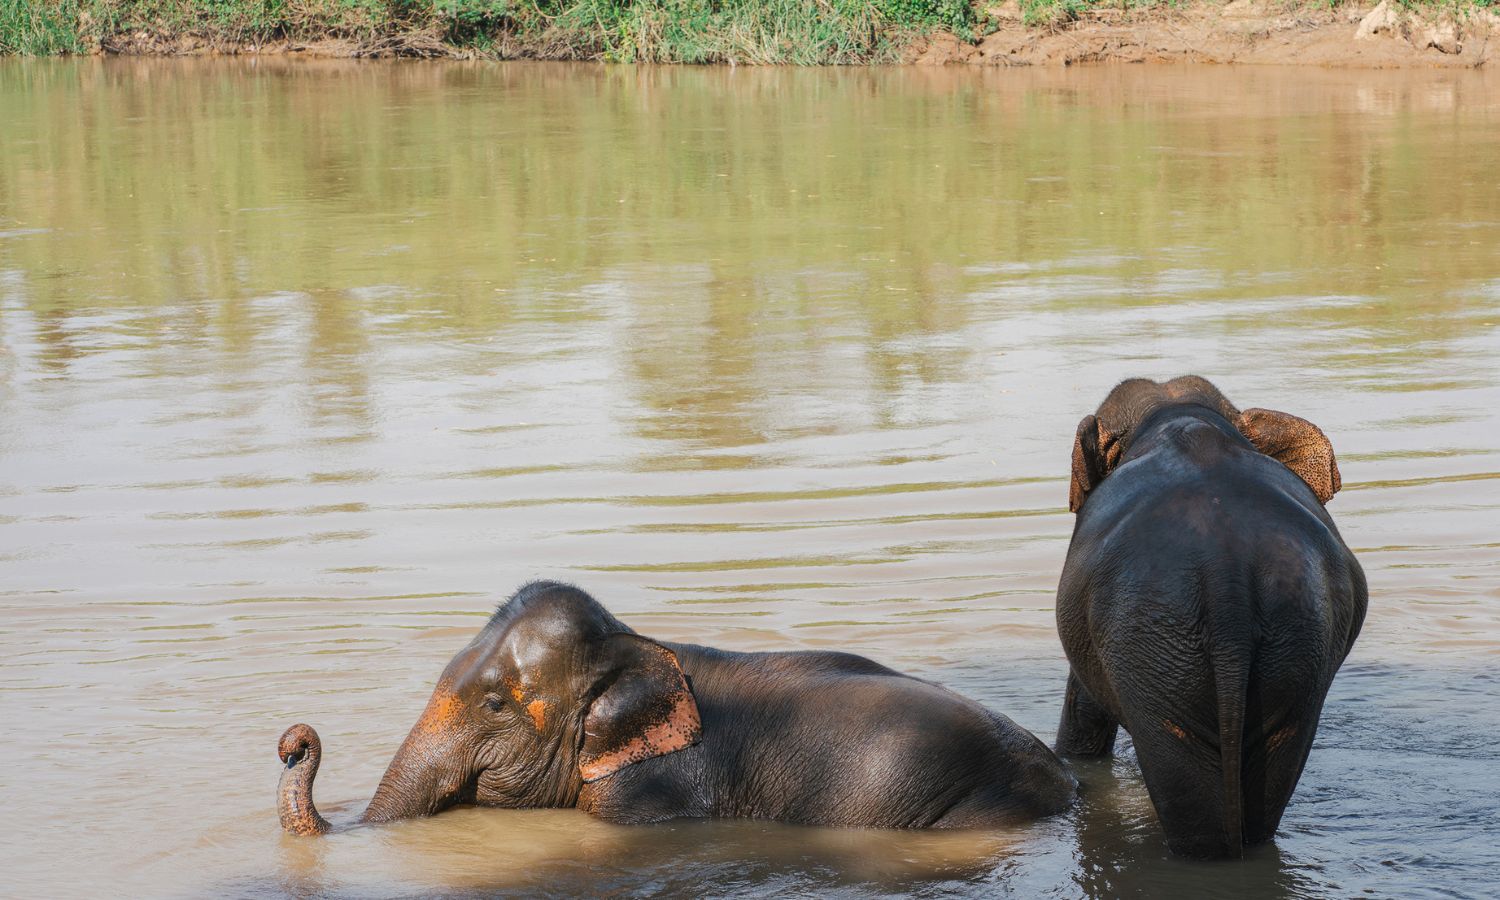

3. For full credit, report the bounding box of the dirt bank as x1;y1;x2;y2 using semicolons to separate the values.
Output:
911;1;1496;67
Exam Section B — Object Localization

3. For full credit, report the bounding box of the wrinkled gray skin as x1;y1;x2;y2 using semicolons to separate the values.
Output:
279;581;1077;833
1055;376;1367;859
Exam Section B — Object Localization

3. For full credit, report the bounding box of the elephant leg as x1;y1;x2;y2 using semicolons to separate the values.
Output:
1056;671;1119;757
1121;704;1241;858
1113;668;1238;858
1242;694;1326;845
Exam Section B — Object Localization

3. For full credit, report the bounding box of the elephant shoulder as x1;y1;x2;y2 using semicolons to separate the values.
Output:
1065;458;1175;555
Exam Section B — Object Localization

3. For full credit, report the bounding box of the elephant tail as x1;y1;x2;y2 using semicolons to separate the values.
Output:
1213;655;1248;857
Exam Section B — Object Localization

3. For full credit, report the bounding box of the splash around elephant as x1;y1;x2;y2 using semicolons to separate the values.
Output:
1055;376;1367;859
277;581;1076;834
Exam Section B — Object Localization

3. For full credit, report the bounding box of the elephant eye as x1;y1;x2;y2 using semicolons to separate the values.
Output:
482;693;505;714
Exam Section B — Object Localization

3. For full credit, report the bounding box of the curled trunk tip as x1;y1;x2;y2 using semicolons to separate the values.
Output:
278;723;332;836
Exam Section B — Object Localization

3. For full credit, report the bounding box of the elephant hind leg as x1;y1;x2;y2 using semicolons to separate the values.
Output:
1241;696;1326;845
1125;709;1240;858
1110;658;1241;858
1056;671;1119;758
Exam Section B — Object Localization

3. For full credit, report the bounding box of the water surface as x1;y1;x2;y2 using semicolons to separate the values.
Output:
1;59;1498;898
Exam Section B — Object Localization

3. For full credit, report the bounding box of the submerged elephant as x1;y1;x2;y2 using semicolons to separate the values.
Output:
1055;376;1367;858
278;580;1076;834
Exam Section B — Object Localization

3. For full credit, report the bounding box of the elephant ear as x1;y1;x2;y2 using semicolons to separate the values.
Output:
1235;407;1342;504
578;634;701;783
1069;415;1104;514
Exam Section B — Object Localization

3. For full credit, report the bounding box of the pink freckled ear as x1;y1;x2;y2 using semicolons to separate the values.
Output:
577;635;702;782
1235;408;1342;504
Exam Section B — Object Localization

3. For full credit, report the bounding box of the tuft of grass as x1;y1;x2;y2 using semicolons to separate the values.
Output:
1;0;88;53
1013;0;1164;27
1016;0;1086;26
542;0;907;64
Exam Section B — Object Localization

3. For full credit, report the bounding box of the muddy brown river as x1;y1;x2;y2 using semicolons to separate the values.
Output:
1;59;1498;898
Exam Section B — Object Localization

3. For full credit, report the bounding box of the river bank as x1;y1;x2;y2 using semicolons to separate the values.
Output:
3;0;1495;66
915;2;1496;67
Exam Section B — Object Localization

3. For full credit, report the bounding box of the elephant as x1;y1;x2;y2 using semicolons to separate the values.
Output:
1054;376;1367;858
278;580;1076;835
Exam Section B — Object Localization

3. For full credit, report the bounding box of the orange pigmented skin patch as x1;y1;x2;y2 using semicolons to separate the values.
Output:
1267;724;1297;753
1163;719;1188;740
418;691;463;735
527;699;548;730
502;674;526;704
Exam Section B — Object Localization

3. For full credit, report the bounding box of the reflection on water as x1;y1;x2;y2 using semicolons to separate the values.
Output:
1;59;1498;898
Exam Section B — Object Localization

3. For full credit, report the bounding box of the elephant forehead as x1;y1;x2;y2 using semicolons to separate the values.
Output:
418;689;465;735
502;672;528;702
445;637;500;683
502;670;558;706
502;632;577;685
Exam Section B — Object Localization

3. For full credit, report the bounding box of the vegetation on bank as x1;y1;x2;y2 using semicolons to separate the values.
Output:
0;0;968;61
1;0;1495;61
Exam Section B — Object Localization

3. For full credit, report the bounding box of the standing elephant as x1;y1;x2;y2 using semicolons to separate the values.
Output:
1055;376;1367;858
279;580;1075;834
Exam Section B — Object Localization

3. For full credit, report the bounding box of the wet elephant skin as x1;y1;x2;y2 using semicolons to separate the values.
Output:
1054;376;1367;858
280;581;1077;832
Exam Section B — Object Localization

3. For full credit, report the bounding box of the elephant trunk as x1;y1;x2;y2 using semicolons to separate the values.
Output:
359;766;441;824
359;687;475;824
279;688;472;833
277;724;331;836
361;744;468;822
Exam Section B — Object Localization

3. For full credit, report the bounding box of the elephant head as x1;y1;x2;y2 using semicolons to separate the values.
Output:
1067;376;1342;513
278;581;702;832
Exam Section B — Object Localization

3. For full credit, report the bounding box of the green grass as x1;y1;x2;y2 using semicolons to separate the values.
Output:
0;0;975;61
530;0;895;64
1;0;88;52
1013;0;1183;26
